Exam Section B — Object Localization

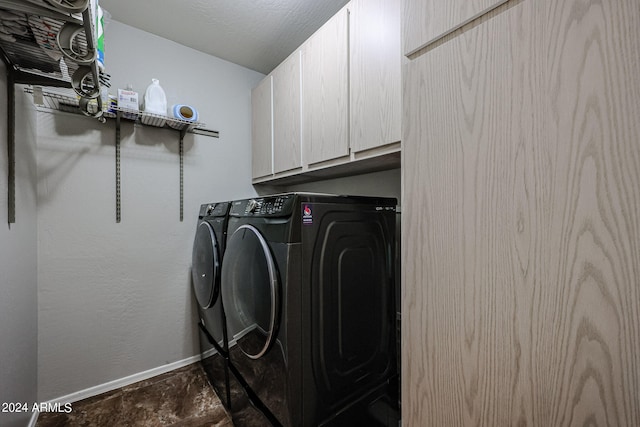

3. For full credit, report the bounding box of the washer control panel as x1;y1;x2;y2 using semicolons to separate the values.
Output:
199;202;230;218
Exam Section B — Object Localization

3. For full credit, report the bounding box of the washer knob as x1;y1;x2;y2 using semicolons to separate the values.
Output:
206;204;215;215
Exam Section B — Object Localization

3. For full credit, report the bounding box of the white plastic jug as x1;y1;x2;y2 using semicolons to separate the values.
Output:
143;79;167;116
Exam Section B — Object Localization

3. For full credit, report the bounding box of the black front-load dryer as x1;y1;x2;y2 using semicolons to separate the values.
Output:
191;202;232;408
221;193;399;427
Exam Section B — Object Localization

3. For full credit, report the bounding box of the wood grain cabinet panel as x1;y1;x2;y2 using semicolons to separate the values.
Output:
402;0;640;425
251;76;273;179
273;51;302;174
350;0;401;153
301;7;349;166
403;0;507;55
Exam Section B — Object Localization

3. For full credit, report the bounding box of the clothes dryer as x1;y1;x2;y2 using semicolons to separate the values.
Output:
191;202;232;408
221;193;399;426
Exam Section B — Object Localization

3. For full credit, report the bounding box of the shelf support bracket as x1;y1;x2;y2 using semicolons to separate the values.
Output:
1;45;71;225
179;128;186;222
115;111;122;223
6;67;15;224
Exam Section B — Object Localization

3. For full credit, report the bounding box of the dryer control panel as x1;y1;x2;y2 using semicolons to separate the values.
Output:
231;195;295;217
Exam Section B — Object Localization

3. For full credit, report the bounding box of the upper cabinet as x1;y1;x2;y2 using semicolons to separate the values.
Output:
252;0;401;184
301;6;350;166
403;0;507;55
273;51;302;174
350;0;401;153
251;75;273;179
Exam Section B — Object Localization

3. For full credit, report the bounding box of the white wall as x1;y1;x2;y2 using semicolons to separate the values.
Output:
0;64;39;426
37;21;263;400
280;168;401;203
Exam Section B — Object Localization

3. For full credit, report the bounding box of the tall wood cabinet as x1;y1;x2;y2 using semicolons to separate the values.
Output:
403;0;507;55
402;0;640;425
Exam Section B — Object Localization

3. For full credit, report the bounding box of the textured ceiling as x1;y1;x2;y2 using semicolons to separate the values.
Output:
98;0;349;75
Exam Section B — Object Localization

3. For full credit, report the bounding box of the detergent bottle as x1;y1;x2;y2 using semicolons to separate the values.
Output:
143;79;167;116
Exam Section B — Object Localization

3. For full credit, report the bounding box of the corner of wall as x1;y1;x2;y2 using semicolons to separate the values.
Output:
0;64;39;427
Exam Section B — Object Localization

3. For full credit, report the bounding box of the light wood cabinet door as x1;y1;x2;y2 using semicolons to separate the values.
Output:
301;6;349;166
403;0;507;55
251;75;273;179
350;0;401;153
403;0;640;425
273;51;302;174
403;4;537;421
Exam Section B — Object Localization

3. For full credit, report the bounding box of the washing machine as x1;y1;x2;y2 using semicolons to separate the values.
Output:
221;193;400;426
191;202;232;408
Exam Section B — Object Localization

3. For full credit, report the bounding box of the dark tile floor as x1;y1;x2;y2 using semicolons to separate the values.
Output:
36;363;233;427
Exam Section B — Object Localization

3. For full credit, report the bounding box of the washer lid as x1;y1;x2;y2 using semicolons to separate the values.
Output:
192;221;221;309
222;224;280;360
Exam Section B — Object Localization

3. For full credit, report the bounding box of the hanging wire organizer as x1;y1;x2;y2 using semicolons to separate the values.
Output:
1;0;106;224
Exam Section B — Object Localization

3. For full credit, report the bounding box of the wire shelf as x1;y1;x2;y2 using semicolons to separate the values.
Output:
24;87;216;136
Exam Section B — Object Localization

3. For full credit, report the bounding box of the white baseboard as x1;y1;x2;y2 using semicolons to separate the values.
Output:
45;354;203;407
27;410;39;427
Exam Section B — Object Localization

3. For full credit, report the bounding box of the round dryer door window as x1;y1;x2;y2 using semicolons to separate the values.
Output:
192;221;221;309
222;224;279;359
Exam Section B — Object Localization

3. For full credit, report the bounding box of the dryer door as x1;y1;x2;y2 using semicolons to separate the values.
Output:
192;221;221;309
222;224;280;359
